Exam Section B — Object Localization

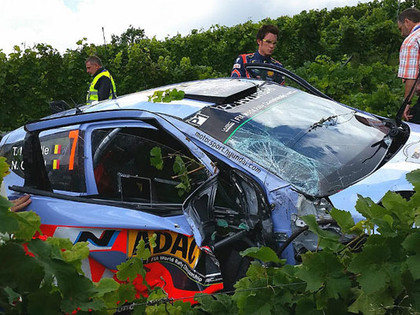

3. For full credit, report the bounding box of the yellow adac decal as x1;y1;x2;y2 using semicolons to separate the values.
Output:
128;230;200;269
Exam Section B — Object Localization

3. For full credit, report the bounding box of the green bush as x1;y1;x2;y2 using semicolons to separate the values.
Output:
0;0;412;132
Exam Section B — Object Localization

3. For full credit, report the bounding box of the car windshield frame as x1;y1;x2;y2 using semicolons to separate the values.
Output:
226;90;392;196
186;77;392;197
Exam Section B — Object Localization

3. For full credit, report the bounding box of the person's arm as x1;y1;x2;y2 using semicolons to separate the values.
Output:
95;77;112;101
231;55;245;77
403;78;417;121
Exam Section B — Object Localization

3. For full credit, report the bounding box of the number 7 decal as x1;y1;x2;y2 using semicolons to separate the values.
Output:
68;130;79;170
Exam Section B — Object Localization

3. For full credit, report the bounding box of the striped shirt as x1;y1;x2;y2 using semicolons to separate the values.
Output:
398;25;420;79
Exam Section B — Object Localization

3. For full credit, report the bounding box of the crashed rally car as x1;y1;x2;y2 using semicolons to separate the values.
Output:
1;63;419;300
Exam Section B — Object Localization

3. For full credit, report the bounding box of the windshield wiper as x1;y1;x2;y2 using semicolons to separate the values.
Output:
288;112;354;149
309;115;338;131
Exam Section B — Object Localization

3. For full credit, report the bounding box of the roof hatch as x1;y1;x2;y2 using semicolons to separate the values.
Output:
183;79;258;105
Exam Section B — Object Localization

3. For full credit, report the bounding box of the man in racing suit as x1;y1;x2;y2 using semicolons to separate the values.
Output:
231;24;284;84
86;56;117;105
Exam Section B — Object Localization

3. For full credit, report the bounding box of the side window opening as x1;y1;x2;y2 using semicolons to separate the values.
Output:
91;127;208;204
38;128;86;192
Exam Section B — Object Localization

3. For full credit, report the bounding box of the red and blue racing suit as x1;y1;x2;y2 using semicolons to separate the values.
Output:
231;50;284;84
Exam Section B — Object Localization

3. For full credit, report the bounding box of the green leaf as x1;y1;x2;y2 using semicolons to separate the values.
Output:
117;258;144;282
117;241;149;283
406;169;420;192
348;241;392;294
60;241;90;273
60;241;90;261
402;232;420;253
406;255;420;281
359;267;388;295
151;90;164;103
0;156;10;180
301;215;342;251
116;283;138;307
14;211;41;241
297;251;350;300
170;88;185;100
173;155;186;174
95;279;122;312
0;242;44;293
240;246;282;264
371;214;395;237
195;293;238;314
134;238;152;261
402;232;420;280
46;237;75;260
232;273;282;315
148;88;185;103
330;208;355;233
0;200;19;233
146;287;193;314
381;191;414;229
150;146;163;170
149;233;157;249
162;93;172;103
348;290;395;315
94;277;120;297
295;297;323;315
61;296;106;313
27;287;62;315
354;195;377;220
27;239;100;313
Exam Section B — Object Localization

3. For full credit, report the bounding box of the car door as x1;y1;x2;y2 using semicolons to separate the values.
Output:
13;110;222;301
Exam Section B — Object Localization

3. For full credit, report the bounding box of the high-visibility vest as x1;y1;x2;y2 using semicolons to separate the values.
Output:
86;69;117;105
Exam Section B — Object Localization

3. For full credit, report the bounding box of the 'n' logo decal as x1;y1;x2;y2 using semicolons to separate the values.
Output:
77;230;119;248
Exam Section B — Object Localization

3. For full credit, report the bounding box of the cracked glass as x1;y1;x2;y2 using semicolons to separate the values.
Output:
225;91;391;196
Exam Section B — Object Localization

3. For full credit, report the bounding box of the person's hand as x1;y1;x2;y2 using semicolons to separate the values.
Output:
10;194;31;212
403;104;413;121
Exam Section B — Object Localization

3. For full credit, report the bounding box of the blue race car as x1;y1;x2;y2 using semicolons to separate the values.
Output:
1;64;419;299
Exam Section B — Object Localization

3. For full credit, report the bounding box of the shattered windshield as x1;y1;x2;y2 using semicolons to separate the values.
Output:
223;90;391;196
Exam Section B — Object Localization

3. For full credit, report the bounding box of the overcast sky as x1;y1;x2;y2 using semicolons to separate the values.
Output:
0;0;372;55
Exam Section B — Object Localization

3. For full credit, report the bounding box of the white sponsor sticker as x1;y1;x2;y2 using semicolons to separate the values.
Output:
187;113;209;127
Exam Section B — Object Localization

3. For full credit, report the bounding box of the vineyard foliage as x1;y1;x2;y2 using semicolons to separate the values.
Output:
0;0;417;131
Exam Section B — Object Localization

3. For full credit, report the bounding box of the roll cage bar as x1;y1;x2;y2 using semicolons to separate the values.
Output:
244;63;411;131
244;62;334;101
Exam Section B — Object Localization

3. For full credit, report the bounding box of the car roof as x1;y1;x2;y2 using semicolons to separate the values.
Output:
47;78;261;121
